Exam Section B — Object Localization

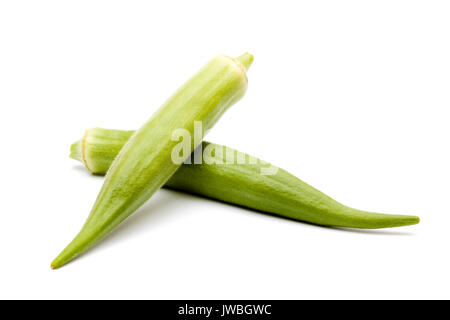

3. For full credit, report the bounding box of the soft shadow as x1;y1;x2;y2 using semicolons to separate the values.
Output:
165;187;416;236
67;169;414;237
326;226;416;236
59;185;415;268
71;165;104;179
76;189;198;261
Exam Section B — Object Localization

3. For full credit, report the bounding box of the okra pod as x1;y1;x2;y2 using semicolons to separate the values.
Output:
51;53;253;269
70;127;420;231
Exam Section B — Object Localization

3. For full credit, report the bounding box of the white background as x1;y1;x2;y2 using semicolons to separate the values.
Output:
0;1;449;299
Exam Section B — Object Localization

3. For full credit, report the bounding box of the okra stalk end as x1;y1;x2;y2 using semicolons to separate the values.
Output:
70;140;82;162
236;52;254;71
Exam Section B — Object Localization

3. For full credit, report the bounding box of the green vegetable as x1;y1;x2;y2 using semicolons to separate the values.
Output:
70;127;420;230
51;53;253;269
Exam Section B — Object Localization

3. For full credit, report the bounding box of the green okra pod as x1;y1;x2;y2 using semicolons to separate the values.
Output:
70;127;420;231
52;53;253;269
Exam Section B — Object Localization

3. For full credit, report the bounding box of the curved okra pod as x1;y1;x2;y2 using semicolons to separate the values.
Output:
70;127;420;230
51;53;253;269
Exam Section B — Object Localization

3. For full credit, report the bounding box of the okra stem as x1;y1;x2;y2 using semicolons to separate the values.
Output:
236;52;254;70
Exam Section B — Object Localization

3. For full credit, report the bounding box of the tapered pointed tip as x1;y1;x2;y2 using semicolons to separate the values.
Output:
398;215;420;227
51;256;63;269
51;241;79;270
236;52;254;71
50;226;100;269
380;214;420;228
51;245;80;269
375;214;421;228
409;216;420;225
51;252;73;270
